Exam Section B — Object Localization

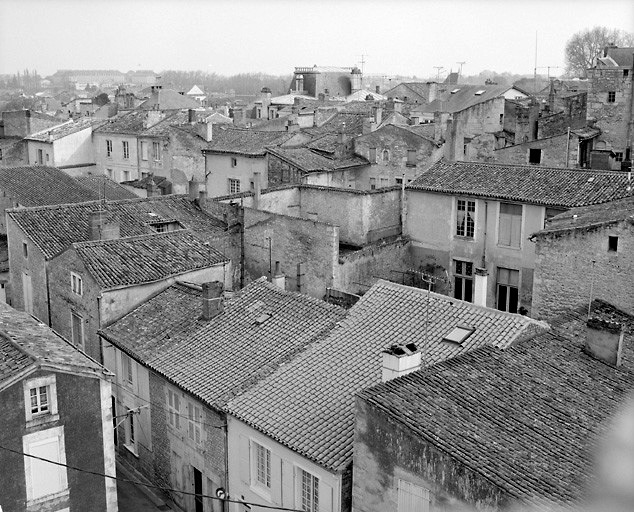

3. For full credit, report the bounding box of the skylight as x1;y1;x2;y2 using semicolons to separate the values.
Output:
450;88;461;94
474;90;486;95
442;325;475;345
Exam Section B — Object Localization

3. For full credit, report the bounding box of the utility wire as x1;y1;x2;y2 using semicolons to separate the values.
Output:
0;444;306;512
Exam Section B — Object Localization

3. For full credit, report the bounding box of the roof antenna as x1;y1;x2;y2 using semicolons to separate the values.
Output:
587;260;596;320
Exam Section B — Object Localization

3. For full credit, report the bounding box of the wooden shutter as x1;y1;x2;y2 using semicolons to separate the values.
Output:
239;435;250;484
320;480;334;512
281;460;294;507
271;453;282;505
498;210;511;246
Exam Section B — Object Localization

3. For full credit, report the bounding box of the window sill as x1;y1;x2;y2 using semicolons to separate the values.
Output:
250;483;272;502
27;488;69;508
26;413;60;429
123;443;139;458
454;235;476;242
497;244;522;251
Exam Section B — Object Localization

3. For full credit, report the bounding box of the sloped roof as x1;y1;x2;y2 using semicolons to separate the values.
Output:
74;175;138;200
0;165;100;206
597;47;634;68
346;89;387;102
306;112;368;137
407;160;632;208
268;147;368;173
25;117;102;142
270;93;315;106
225;280;548;472
7;194;226;260
138;88;200;110
359;301;634;510
94;110;148;135
384;82;431;101
99;278;346;409
534;195;634;237
0;301;104;388
187;85;205;96
425;84;516;113
204;129;294;156
72;230;227;289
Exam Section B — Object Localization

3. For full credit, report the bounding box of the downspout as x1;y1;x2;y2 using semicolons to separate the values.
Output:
45;262;52;327
481;200;489;268
223;416;229;512
627;53;634;170
565;126;571;168
97;295;103;363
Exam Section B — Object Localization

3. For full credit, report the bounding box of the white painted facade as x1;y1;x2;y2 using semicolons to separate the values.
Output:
27;125;95;170
205;153;268;198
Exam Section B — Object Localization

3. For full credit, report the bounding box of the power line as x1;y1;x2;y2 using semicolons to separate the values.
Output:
0;444;306;512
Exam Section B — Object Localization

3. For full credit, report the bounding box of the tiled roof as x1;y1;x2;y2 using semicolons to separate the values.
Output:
138;89;200;110
204;129;293;156
73;230;227;289
407;160;632;208
0;301;103;387
269;147;368;173
400;123;437;140
359;301;634;509
225;280;547;471
100;278;346;408
25;117;102;142
534;195;634;237
384;82;431;101
425;84;516;113
94;110;148;135
599;47;634;68
7;194;226;260
307;133;339;154
0;165;100;206
307;113;367;137
74;175;138;200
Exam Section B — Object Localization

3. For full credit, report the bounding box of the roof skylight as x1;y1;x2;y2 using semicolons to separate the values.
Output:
442;325;475;345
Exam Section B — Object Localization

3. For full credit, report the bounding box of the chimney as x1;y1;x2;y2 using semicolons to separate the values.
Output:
188;179;199;200
146;180;159;197
201;281;224;320
144;110;165;129
88;210;120;241
585;317;624;366
195;121;213;142
188;108;196;124
198;190;207;210
362;118;376;135
253;171;261;209
372;106;383;126
271;261;286;290
375;85;381;94
474;267;488;307
318;93;325;102
382;343;421;382
232;107;244;126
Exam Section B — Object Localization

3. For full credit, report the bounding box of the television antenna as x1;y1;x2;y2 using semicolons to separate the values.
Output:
433;66;444;81
456;61;466;78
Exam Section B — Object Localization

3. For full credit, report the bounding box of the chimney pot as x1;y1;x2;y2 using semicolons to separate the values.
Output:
272;261;286;290
198;190;207;210
202;281;224;320
188;179;199;200
382;343;421;382
474;267;488;307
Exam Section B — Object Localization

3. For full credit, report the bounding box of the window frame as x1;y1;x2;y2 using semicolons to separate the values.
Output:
453;259;474;302
167;388;181;429
23;374;59;425
528;148;542;164
228;178;241;194
607;91;616;103
231;157;237;167
23;425;69;505
70;311;84;349
297;467;319;512
152;141;161;162
23;242;28;259
455;199;476;239
397;479;430;512
497;202;523;249
141;141;149;161
121;352;134;388
122;140;130;159
106;139;113;157
406;149;416;167
124;407;138;456
251;441;272;493
608;235;618;252
187;401;202;444
496;267;520;313
70;272;83;296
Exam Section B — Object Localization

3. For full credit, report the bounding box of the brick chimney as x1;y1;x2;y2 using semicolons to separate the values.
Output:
382;343;421;382
271;261;285;290
585;317;624;366
195;121;213;142
201;281;224;320
474;267;488;307
188;179;199;200
88;210;120;241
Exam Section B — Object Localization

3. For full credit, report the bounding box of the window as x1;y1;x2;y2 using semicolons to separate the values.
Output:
607;91;616;103
70;272;83;296
37;148;43;164
544;207;566;228
624;69;629;78
141;141;148;161
23;375;58;424
406;149;416;166
122;141;129;159
122;170;130;182
299;468;319;512
499;113;504;124
71;312;84;349
254;442;271;489
454;260;473;302
528;148;542;164
498;202;522;248
614;152;623;162
397;479;430;512
152;141;161;161
167;389;181;429
46;153;50;163
496;267;519;313
369;178;376;190
125;407;137;454
106;168;114;180
121;353;133;387
23;426;68;504
0;148;3;161
443;325;475;344
608;236;618;252
187;402;202;444
396;177;403;185
23;242;28;258
228;178;241;194
231;157;237;167
106;139;112;157
382;149;390;161
369;147;377;162
456;199;475;238
380;178;389;188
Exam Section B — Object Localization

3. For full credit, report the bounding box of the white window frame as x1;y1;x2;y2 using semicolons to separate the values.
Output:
297;466;319;512
187;402;202;444
124;406;138;456
106;139;112;157
397;479;430;512
228;178;241;194
122;140;130;159
24;374;59;425
167;388;181;430
456;199;476;239
23;425;69;505
497;202;523;249
70;311;84;349
152;141;161;162
121;352;134;388
141;141;149;161
70;272;83;296
250;441;272;496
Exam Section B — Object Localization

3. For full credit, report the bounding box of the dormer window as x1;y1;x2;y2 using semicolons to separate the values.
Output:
443;325;475;345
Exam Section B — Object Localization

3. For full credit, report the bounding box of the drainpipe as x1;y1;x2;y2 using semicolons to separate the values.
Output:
565;126;571;168
481;200;489;268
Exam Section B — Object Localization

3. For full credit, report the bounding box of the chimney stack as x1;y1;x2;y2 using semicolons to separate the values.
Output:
585;317;624;366
146;180;159;197
474;267;488;307
271;261;286;290
188;179;199;200
201;281;224;320
382;343;421;382
195;121;213;142
188;109;196;124
198;190;207;210
88;211;120;241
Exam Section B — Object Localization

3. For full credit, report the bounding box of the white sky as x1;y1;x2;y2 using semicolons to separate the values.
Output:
1;0;633;79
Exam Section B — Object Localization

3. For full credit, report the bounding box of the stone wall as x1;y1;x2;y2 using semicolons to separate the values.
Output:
532;220;634;319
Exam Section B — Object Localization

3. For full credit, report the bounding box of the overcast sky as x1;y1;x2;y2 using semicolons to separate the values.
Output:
1;0;633;79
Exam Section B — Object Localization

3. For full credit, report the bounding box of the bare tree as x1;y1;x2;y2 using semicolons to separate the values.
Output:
564;26;634;77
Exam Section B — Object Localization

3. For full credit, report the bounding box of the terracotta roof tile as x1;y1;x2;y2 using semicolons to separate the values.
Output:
204;129;294;156
269;147;368;173
74;175;138;200
225;280;547;471
407;160;632;208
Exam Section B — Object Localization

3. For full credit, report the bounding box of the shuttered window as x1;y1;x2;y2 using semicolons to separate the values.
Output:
397;479;430;512
498;202;522;248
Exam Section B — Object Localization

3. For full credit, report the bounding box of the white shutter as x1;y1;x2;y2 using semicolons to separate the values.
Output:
397;479;430;512
498;212;511;246
30;437;66;499
239;436;251;484
271;453;282;505
319;480;333;512
281;459;294;507
510;212;522;248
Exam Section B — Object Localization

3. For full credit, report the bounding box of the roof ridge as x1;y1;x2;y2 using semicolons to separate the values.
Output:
7;193;192;213
72;229;194;249
449;160;625;176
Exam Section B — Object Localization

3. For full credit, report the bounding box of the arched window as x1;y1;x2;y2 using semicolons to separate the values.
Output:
382;149;390;161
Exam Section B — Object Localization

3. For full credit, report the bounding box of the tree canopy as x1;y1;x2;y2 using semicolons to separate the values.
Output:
565;26;634;77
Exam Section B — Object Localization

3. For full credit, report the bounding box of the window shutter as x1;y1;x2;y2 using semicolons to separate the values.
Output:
498;212;511;246
281;460;294;507
271;453;282;505
239;436;250;484
320;480;334;512
510;213;522;248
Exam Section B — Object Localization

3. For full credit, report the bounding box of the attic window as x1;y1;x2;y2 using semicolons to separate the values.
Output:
474;90;486;95
450;88;460;94
150;220;183;233
442;325;475;345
